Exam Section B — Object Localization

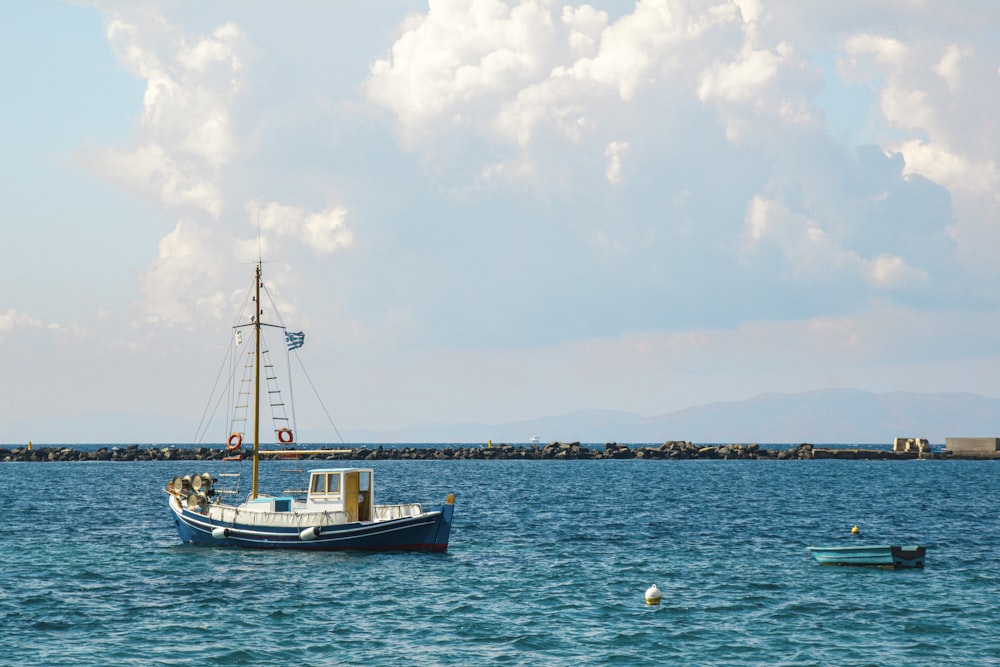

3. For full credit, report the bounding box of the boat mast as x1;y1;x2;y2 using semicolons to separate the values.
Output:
251;262;262;499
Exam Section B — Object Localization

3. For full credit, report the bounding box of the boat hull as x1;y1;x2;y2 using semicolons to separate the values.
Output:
807;545;926;568
169;496;454;552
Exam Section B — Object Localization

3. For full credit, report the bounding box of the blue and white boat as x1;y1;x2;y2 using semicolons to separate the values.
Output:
165;261;455;552
169;467;455;551
806;545;926;568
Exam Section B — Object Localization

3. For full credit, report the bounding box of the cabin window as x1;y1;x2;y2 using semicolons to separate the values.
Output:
309;472;342;495
326;473;341;494
310;474;324;494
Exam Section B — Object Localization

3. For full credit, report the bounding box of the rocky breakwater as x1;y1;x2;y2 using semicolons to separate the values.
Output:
0;441;880;462
0;444;233;462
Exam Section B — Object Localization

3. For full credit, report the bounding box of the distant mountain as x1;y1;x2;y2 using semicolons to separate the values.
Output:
343;389;1000;445
628;389;1000;444
4;389;1000;445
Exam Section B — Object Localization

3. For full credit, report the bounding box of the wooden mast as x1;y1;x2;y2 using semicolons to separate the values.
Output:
251;262;262;499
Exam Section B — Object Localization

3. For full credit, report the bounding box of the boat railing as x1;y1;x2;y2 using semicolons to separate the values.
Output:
203;502;352;527
372;503;424;521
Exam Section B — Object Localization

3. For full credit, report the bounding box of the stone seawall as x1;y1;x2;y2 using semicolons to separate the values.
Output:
1;441;985;462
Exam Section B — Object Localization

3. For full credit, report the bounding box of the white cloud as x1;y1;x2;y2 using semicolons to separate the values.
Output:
253;201;353;255
743;195;927;290
698;28;820;143
94;14;247;215
579;1;710;101
366;0;832;180
91;144;223;217
177;22;244;75
604;140;628;184
561;4;607;56
698;47;782;103
894;139;999;195
835;21;1000;269
841;33;907;69
743;195;857;278
0;308;43;341
365;0;554;144
365;0;746;172
109;17;244;168
733;0;764;25
934;43;972;91
868;253;925;289
879;80;935;133
139;219;230;326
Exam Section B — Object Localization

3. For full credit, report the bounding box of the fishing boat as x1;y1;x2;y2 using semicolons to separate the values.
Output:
165;262;455;551
806;545;926;568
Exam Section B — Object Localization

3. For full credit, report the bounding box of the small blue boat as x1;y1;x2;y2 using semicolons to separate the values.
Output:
806;544;927;568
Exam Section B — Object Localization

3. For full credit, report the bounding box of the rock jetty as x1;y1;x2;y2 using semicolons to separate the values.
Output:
0;441;962;462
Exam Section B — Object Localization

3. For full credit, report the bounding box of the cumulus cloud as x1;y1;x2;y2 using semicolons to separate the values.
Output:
561;4;607;56
698;47;783;103
91;144;223;217
365;0;747;170
742;195;928;290
934;43;972;91
893;139;999;196
364;0;835;184
139;219;231;326
0;308;43;341
365;0;555;143
604;140;628;184
92;15;247;216
838;22;1000;267
253;201;353;255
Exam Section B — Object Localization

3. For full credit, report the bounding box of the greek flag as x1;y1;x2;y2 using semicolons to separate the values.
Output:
285;331;305;351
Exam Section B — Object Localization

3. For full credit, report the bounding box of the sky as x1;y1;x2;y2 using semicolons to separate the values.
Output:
3;0;1000;443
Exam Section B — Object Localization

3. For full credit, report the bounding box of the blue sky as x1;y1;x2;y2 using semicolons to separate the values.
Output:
3;0;1000;443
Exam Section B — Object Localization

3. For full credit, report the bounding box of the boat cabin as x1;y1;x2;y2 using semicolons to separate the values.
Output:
305;468;373;522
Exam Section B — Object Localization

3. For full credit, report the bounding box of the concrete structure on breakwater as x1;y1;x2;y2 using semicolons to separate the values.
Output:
945;437;1000;456
1;441;986;462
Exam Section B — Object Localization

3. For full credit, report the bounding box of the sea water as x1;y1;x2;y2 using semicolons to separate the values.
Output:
0;457;996;665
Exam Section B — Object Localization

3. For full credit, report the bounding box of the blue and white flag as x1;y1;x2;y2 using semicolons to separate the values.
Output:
285;331;305;351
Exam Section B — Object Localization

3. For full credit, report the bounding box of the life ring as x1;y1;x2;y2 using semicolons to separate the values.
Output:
277;428;294;444
227;433;242;451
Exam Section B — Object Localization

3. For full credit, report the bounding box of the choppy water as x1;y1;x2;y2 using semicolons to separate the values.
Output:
0;458;997;665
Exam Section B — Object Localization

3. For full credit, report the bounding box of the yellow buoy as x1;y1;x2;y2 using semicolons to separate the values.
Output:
851;525;860;534
645;584;662;606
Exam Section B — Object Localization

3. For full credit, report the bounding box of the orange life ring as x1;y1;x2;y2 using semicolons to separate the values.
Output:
227;433;242;451
277;428;294;444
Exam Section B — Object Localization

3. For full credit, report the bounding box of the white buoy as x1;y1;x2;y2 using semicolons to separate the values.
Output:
645;584;662;606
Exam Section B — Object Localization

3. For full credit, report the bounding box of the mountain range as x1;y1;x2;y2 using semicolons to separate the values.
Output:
5;389;999;445
348;389;1000;445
